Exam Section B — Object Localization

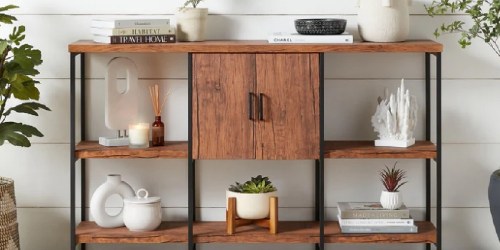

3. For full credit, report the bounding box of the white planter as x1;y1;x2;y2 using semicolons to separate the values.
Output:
357;0;410;42
90;174;135;228
176;7;208;42
226;190;277;220
380;190;403;210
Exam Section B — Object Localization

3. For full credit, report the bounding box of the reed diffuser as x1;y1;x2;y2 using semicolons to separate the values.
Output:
148;84;170;146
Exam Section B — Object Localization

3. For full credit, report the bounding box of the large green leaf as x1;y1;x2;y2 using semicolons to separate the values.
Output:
6;74;39;100
12;43;42;74
0;122;44;147
3;102;50;117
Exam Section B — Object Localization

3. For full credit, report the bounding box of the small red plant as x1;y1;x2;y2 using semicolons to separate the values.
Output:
380;162;407;192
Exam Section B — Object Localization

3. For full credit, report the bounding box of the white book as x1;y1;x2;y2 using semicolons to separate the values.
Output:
91;18;170;28
91;26;175;36
268;32;353;44
337;214;414;226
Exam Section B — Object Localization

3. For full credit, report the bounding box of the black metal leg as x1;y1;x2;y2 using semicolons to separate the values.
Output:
318;53;325;250
79;53;87;250
188;52;196;250
70;53;78;250
425;52;432;250
435;52;442;250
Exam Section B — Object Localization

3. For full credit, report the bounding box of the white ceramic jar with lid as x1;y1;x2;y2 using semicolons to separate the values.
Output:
123;188;162;231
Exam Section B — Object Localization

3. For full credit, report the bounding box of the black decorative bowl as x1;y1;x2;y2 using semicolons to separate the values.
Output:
294;18;347;35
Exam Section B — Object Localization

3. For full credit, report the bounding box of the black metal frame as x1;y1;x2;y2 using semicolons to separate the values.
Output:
69;49;441;250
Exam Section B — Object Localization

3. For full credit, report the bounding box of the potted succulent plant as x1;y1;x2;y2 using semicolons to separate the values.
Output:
176;0;208;42
0;4;48;249
425;0;500;57
379;162;407;210
227;175;278;220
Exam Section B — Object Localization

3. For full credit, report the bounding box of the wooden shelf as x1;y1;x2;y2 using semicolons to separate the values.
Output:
324;141;437;159
76;221;188;244
75;141;187;159
325;221;436;244
194;221;319;243
68;40;443;53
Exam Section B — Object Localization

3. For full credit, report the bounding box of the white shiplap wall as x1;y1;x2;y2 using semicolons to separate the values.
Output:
0;0;499;249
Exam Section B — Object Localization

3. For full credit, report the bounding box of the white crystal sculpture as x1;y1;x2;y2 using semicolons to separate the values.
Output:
371;79;417;147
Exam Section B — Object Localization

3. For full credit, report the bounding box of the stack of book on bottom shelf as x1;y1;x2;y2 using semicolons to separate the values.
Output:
91;18;176;44
337;202;418;233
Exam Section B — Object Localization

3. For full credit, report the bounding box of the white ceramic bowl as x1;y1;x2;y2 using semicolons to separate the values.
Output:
123;189;162;231
226;190;277;220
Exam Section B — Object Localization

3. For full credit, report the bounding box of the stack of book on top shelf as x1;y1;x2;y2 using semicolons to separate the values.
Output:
91;18;176;44
337;202;418;233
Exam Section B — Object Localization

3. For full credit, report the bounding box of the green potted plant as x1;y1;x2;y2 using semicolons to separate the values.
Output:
227;175;278;219
176;0;208;42
0;4;48;248
379;162;407;210
426;0;500;239
425;0;500;57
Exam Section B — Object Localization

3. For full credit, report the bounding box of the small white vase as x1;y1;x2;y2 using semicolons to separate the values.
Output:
357;0;410;42
380;190;403;210
90;174;135;228
226;190;277;220
176;7;208;42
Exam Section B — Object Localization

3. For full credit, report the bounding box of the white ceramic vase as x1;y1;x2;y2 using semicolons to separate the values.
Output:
226;191;277;220
90;174;135;228
176;7;208;42
357;0;410;42
380;190;403;210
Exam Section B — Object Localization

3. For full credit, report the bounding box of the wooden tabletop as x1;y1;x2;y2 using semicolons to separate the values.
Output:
68;40;443;53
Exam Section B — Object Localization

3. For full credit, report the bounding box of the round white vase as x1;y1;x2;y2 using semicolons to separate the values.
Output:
176;7;208;42
90;174;135;228
226;190;277;220
380;190;403;210
357;0;410;42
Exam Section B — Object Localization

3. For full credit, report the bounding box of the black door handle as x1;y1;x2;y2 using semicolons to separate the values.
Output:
248;92;254;120
258;93;264;121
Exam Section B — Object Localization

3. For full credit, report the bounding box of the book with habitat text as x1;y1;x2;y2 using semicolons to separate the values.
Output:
91;26;175;36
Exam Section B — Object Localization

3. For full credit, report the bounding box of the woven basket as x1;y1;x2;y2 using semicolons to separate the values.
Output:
0;177;20;250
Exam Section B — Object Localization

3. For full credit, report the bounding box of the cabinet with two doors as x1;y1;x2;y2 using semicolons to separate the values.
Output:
69;40;442;250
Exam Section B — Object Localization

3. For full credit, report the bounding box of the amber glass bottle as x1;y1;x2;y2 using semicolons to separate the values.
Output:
151;116;164;146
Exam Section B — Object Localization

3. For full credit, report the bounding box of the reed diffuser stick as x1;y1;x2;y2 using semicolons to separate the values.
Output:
148;84;172;116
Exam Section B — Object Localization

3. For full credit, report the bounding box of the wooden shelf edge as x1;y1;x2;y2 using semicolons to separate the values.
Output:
194;221;320;243
325;221;437;244
68;40;443;53
75;141;188;159
324;140;437;159
76;221;188;244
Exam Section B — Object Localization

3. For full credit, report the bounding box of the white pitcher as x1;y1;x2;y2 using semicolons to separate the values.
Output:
357;0;411;42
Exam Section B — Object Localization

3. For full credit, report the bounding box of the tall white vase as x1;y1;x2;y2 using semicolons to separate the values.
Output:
176;8;208;42
358;0;410;42
90;174;135;228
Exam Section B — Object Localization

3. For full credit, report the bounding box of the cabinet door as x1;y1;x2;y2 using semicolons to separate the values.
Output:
192;53;256;159
256;53;320;159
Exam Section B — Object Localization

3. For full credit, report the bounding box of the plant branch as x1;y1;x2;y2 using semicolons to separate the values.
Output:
0;45;12;121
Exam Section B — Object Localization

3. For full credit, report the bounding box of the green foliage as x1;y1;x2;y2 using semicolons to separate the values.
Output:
379;162;407;192
0;4;49;147
182;0;204;8
228;175;277;194
425;0;500;57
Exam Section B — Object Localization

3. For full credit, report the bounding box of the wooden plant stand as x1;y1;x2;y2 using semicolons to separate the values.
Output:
226;196;278;235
